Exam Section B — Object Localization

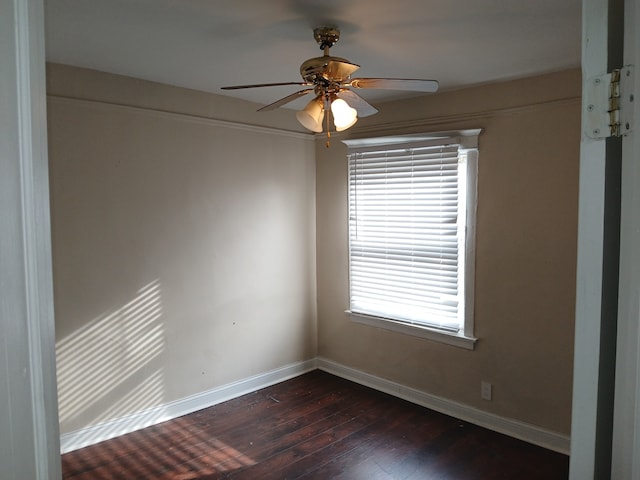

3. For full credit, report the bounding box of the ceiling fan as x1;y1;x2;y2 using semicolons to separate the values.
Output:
221;26;439;142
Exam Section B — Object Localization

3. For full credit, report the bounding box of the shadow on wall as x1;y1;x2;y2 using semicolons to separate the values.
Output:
56;280;167;438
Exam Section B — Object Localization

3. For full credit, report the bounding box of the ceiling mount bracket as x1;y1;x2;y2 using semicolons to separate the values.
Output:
313;26;340;50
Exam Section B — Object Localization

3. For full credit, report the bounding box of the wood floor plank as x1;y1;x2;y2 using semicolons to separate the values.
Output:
238;385;413;477
267;399;426;477
61;370;569;480
156;382;386;478
299;405;456;479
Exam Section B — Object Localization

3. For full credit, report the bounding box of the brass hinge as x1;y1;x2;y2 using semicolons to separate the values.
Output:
585;65;634;139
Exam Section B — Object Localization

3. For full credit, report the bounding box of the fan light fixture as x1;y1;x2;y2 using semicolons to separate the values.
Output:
221;26;439;147
296;97;325;133
295;95;358;133
330;98;358;131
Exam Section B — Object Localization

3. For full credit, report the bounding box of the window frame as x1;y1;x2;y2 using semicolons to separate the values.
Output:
343;131;480;349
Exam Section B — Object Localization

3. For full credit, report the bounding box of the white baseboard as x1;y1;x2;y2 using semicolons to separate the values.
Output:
59;358;318;453
317;357;570;455
60;357;570;456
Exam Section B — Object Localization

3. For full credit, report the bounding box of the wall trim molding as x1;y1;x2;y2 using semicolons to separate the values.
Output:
48;91;580;146
47;94;313;141
5;0;61;477
60;357;570;455
329;96;581;141
59;359;317;453
317;357;570;455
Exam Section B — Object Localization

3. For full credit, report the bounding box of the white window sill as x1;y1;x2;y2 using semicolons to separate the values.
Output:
346;311;478;350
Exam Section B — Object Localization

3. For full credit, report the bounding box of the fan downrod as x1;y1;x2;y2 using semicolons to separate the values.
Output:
313;26;340;50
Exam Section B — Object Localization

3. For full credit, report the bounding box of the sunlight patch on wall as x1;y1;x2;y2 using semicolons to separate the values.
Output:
56;280;166;429
93;369;165;425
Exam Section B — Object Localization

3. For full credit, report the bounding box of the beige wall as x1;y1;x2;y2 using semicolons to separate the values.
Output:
316;69;580;435
48;63;580;439
47;64;317;434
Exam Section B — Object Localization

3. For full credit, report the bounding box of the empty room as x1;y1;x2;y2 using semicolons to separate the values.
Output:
3;0;639;479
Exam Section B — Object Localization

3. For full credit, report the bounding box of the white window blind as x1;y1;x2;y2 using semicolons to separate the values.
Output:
348;137;472;333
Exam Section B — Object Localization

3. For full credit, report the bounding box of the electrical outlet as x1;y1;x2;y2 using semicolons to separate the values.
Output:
481;381;492;401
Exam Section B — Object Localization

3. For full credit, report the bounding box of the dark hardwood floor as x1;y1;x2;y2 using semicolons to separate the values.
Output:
61;370;569;479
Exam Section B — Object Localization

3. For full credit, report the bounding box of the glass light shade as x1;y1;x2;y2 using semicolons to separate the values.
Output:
331;98;358;131
296;97;324;132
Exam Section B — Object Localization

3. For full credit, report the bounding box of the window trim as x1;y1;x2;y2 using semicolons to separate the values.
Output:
346;310;477;349
343;130;480;349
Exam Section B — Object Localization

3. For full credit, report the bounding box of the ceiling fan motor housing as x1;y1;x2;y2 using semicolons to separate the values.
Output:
300;55;355;85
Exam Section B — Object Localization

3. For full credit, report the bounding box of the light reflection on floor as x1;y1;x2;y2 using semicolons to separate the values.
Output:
62;413;256;478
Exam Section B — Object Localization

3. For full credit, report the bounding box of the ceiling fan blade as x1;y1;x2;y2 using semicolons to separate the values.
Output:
337;89;378;117
348;78;439;93
257;89;314;111
221;81;309;90
326;59;360;80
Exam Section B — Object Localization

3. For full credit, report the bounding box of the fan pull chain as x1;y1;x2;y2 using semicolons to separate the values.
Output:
325;98;331;148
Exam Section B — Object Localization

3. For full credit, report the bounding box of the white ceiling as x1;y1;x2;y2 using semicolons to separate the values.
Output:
44;0;582;109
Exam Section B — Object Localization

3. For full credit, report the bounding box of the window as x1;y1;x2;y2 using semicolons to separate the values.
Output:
344;131;479;349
